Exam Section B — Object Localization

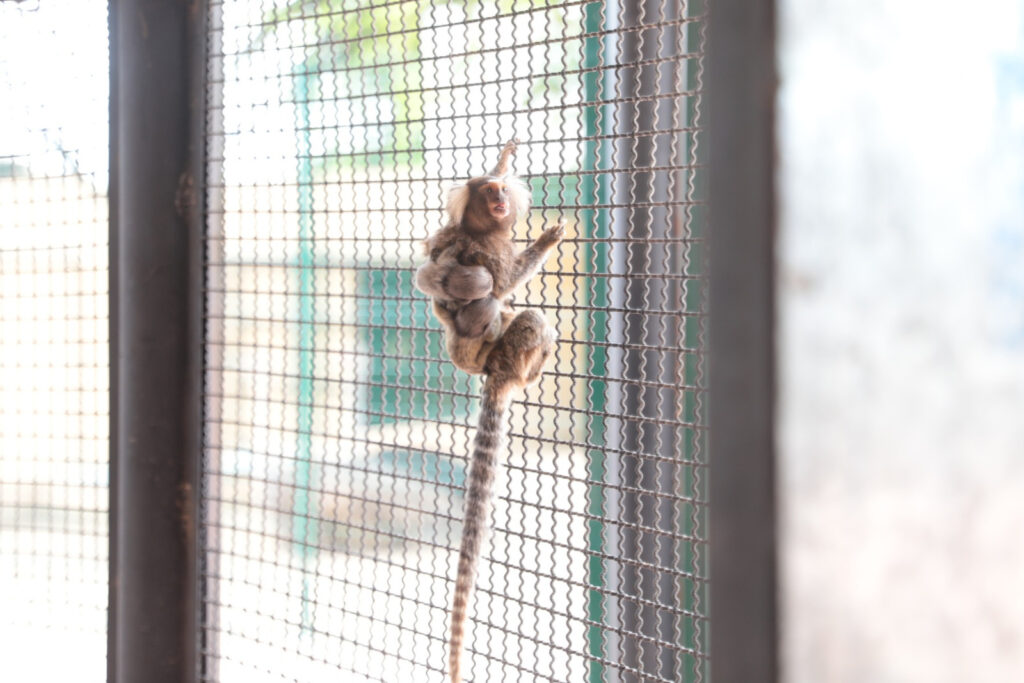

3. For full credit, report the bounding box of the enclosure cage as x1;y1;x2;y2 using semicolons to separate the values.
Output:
0;1;774;682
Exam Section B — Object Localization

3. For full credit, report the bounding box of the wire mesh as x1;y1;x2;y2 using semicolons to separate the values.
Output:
202;0;707;681
0;2;109;681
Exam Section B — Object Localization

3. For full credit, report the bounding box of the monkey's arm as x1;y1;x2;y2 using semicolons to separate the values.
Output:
490;138;519;176
490;221;565;300
415;261;493;300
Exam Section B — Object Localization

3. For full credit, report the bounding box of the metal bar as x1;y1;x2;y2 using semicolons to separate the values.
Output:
108;1;207;681
291;65;319;635
581;2;614;679
106;3;121;681
707;0;778;681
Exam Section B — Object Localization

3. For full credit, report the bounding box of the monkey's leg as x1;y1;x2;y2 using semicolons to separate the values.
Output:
484;309;557;388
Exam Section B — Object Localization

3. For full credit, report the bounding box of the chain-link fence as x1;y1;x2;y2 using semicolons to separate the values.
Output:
0;1;710;681
0;2;109;681
203;1;708;681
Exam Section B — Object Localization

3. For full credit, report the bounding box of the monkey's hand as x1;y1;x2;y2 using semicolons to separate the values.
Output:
415;261;494;301
492;138;521;176
534;219;566;251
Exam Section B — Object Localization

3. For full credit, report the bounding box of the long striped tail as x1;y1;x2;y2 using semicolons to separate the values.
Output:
449;377;513;683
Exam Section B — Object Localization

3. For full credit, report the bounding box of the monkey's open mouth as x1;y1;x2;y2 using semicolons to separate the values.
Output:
493;203;508;215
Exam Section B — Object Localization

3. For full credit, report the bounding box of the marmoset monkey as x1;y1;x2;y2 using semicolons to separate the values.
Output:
414;140;563;683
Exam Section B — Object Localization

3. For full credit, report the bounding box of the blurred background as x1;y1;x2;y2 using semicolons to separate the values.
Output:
0;3;108;681
778;1;1024;680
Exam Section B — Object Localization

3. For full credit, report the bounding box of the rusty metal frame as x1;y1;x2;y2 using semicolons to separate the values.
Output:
108;1;207;681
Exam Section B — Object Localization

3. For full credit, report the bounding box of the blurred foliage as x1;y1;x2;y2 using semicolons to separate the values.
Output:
257;0;577;170
256;0;425;168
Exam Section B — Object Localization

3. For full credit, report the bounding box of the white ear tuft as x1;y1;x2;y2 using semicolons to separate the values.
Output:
506;174;531;217
445;183;470;224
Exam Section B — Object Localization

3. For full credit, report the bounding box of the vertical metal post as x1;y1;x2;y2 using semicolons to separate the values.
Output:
108;1;206;681
581;2;615;678
292;65;318;634
614;1;703;679
707;1;778;682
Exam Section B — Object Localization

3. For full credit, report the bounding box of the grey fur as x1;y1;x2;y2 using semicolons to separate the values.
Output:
449;380;512;683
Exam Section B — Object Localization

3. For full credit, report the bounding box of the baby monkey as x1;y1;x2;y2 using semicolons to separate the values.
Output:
414;139;563;683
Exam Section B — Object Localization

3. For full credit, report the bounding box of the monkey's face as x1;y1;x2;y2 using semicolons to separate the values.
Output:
452;175;524;232
481;181;511;220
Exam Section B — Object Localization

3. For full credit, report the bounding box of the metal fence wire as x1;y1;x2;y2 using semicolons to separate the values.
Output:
202;0;707;681
0;2;109;682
